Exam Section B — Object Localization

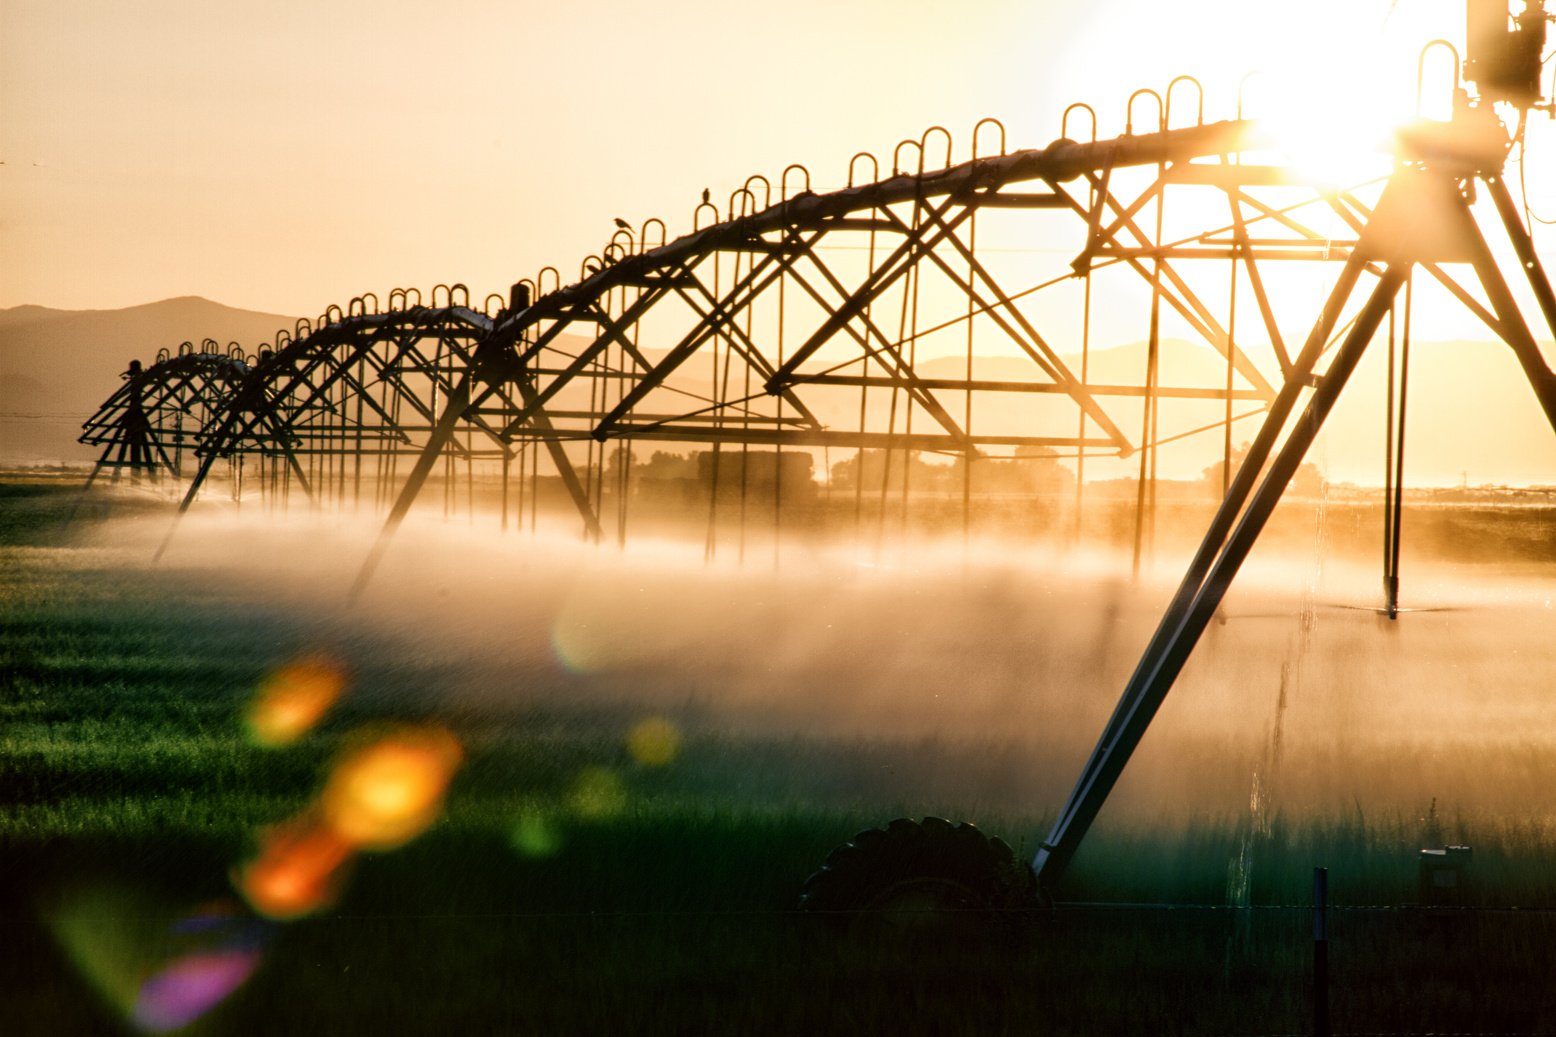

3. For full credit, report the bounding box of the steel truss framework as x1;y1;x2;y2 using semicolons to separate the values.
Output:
172;289;524;517
78;88;1556;893
81;288;518;504
81;344;252;479
1033;116;1556;889
88;107;1462;556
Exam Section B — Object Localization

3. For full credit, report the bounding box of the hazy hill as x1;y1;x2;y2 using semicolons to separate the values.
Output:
4;297;1555;486
0;297;296;464
920;339;1556;486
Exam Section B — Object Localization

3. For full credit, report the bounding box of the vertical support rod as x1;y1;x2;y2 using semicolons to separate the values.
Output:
351;372;473;600
353;353;364;510
1471;176;1556;429
1033;260;1402;889
501;448;511;532
1132;167;1167;575
1385;276;1412;619
1223;220;1238;494
965;199;978;544
1074;265;1093;540
774;252;787;570
529;437;539;533
1485;173;1556;341
1383;303;1398;614
522;381;603;542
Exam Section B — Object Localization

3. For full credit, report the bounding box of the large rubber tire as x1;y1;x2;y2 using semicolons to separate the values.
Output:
799;817;1039;936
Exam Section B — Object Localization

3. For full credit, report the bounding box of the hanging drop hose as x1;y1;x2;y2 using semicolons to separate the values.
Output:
1517;67;1556;226
739;244;753;564
1382;276;1413;619
1132;126;1168;578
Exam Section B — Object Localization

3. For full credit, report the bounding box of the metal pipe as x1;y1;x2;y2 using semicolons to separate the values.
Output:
1033;247;1394;888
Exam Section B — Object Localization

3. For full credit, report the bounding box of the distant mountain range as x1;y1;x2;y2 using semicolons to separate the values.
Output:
2;297;1554;486
913;339;1556;487
0;297;296;467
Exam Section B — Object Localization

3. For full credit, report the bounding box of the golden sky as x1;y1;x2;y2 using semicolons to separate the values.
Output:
2;0;1551;318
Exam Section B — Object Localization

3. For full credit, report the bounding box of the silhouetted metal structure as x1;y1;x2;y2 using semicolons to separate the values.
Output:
170;287;527;518
87;103;1385;564
1032;19;1556;891
79;345;252;488
78;5;1556;898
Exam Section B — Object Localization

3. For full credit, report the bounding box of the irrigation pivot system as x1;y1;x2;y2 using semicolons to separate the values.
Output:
79;348;252;488
86;119;1314;570
794;5;1556;916
79;2;1556;914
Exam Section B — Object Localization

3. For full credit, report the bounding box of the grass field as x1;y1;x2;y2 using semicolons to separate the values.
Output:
7;476;1556;1034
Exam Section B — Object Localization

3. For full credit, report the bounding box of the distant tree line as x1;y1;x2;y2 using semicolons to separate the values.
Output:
607;441;1323;501
829;447;1072;495
1200;441;1323;498
604;444;1074;497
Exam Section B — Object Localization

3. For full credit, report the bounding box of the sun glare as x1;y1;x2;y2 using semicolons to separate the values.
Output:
627;716;682;768
1058;0;1477;189
236;724;464;920
568;767;627;820
1250;73;1407;187
1237;29;1449;190
321;727;464;851
237;818;354;920
132;942;265;1033
246;653;349;747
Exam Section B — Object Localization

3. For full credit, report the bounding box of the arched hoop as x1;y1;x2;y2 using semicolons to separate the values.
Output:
972;116;1007;158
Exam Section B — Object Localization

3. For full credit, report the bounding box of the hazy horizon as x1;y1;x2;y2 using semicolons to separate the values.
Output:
6;293;1556;487
6;1;1556;489
6;0;1553;322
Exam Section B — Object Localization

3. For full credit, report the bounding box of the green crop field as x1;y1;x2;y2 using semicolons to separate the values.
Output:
7;476;1556;1034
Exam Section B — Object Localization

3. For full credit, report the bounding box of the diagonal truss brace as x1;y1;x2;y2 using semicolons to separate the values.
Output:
1032;161;1556;891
